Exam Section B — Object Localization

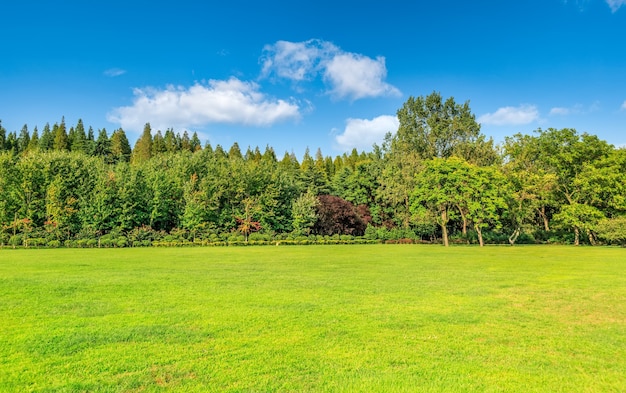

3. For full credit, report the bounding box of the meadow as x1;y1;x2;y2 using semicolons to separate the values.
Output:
0;245;624;392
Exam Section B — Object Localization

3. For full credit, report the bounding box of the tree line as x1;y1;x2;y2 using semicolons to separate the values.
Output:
1;92;625;248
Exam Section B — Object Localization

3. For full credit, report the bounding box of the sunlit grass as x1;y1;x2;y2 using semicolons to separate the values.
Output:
1;245;624;392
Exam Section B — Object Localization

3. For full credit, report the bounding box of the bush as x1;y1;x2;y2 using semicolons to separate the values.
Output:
47;240;61;248
8;235;23;247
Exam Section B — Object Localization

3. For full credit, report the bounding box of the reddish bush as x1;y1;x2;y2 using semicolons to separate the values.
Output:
313;195;367;236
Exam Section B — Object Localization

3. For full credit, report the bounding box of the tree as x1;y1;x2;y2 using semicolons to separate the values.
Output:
313;195;366;236
94;128;112;159
411;157;467;246
111;128;131;163
39;123;53;151
27;127;39;152
291;190;318;235
595;216;626;246
17;125;30;153
392;91;488;161
52;119;69;151
71;119;87;153
553;203;605;245
131;123;153;164
465;165;507;246
236;197;261;242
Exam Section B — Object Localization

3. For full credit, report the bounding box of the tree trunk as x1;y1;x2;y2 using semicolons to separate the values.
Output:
538;206;550;231
574;227;580;246
476;225;484;247
440;210;449;247
456;204;467;237
587;230;595;246
508;227;520;246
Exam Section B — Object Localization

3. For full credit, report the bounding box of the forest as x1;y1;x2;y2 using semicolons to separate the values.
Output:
1;92;625;248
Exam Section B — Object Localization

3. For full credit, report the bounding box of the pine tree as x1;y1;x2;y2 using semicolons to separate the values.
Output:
181;130;191;152
71;119;87;153
111;128;131;163
0;121;6;151
131;123;153;164
152;130;166;155
94;128;111;159
52;118;69;151
27;126;40;152
190;132;202;152
39;123;53;151
17;125;30;153
86;126;96;155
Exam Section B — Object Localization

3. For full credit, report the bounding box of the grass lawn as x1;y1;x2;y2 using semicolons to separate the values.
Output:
0;245;624;392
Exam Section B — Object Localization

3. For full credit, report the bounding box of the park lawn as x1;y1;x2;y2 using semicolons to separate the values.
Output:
0;245;624;392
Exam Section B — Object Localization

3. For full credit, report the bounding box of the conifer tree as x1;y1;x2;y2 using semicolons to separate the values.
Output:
17;125;30;153
52;118;69;151
131;123;153;164
190;132;202;152
39;123;53;150
27;126;39;152
71;119;87;153
111;128;132;163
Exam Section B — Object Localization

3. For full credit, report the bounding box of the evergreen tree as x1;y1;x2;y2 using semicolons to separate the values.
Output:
131;123;153;164
17;125;30;153
190;132;202;152
71;119;87;153
152;130;166;155
52;119;69;151
86;126;96;155
111;128;132;163
39;123;53;150
27;126;39;152
164;129;178;152
0;120;6;151
180;130;191;152
94;128;112;159
228;142;243;160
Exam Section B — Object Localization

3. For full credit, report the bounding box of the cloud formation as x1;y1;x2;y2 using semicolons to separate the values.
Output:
549;107;572;116
606;0;626;12
108;77;300;133
621;101;626;110
335;115;399;151
478;105;539;126
104;68;126;77
261;39;400;100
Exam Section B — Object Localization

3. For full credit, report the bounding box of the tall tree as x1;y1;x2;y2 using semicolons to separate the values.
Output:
392;91;486;161
94;128;112;158
111;128;132;163
39;123;53;151
131;123;153;165
17;125;30;153
52;118;69;151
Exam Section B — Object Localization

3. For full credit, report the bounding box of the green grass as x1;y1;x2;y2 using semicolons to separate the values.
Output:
1;245;624;392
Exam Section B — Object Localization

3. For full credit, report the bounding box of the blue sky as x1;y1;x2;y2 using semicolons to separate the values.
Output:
1;0;625;157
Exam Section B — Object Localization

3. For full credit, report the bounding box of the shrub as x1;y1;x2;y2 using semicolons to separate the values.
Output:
47;240;61;248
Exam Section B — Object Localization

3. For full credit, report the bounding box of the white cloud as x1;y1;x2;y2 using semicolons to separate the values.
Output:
621;101;626;111
260;39;400;100
260;39;337;81
335;115;399;151
324;53;401;100
108;77;300;133
478;105;539;126
104;68;126;77
549;107;571;116
606;0;626;12
550;103;599;116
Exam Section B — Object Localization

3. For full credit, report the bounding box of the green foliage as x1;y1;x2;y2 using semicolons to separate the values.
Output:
595;216;626;245
1;114;626;246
